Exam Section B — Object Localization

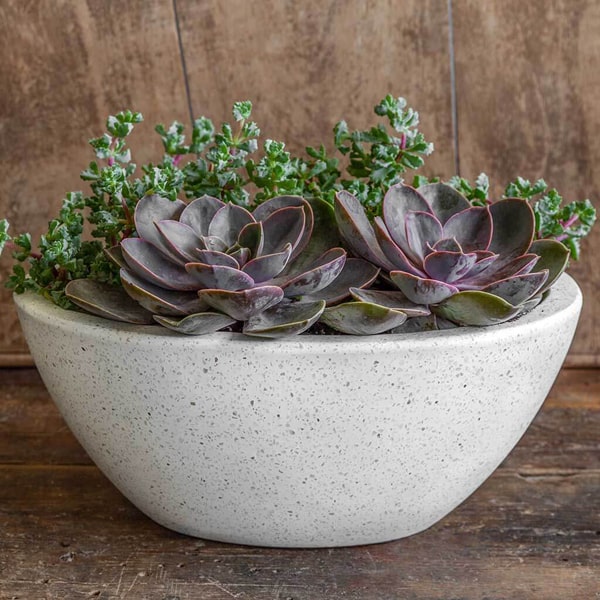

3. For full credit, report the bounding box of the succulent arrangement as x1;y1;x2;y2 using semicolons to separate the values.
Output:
0;97;595;338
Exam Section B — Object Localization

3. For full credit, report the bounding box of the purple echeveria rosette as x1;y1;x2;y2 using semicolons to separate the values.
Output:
333;183;570;327
65;194;379;338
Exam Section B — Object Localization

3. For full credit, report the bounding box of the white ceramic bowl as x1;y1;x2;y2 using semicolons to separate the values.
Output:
15;274;582;547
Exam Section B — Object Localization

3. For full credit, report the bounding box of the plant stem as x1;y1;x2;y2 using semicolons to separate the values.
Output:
555;214;580;242
121;196;133;230
560;214;579;229
5;241;41;260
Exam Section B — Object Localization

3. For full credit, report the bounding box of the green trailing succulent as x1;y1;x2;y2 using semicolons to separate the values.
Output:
503;177;596;261
0;220;10;256
167;94;433;210
0;96;596;337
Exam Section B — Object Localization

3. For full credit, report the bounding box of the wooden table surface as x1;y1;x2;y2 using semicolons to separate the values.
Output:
0;368;598;600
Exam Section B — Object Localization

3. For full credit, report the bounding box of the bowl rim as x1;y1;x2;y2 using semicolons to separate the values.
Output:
14;273;582;354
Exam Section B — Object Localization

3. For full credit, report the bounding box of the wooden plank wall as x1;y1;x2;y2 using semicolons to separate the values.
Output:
453;0;600;366
0;0;190;364
0;0;597;366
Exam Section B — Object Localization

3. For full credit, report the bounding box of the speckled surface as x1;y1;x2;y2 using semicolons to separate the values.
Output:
15;275;582;548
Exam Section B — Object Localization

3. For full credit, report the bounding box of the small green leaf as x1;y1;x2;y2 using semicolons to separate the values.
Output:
12;232;32;261
155;121;188;156
232;100;252;121
189;117;215;154
106;110;143;138
0;219;11;255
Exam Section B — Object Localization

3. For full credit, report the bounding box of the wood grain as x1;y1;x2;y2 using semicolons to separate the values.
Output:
2;0;599;366
0;369;90;466
453;0;600;362
0;353;34;367
176;0;455;173
0;368;598;598
0;0;190;357
1;466;598;599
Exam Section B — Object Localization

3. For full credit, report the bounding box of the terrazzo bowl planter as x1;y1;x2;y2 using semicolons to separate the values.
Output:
15;274;582;548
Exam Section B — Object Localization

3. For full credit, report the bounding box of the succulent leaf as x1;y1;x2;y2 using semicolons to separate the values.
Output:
280;247;346;297
104;245;128;269
253;196;314;260
65;279;155;324
320;301;407;335
433;290;522;326
390;314;457;334
134;194;186;248
237;221;264;257
404;211;444;261
382;185;431;251
228;247;251;267
208;203;255;247
390;271;459;304
252;195;301;219
373;217;425;276
334;190;394;269
481;271;548;306
457;253;497;279
301;259;380;305
349;288;430;317
519;294;544;314
243;300;326;338
488;198;534;257
260;205;306;256
179;195;225;236
155;220;203;263
154;312;236;335
418;183;471;224
185;262;255;291
195;250;240;269
198;235;228;253
423;251;479;283
432;238;463;253
460;254;539;290
456;253;539;289
120;268;209;316
121;238;200;291
242;244;292;283
283;197;339;275
529;239;570;294
442;207;492;252
198;285;284;320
